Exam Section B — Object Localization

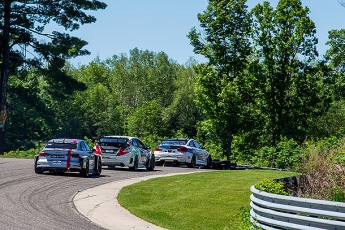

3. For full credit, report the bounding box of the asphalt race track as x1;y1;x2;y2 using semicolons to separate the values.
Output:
0;158;208;230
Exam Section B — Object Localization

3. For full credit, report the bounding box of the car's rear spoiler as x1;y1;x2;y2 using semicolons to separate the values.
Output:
38;140;77;145
38;141;50;145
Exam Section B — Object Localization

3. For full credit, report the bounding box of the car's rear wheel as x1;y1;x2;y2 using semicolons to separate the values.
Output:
205;155;212;169
146;155;155;171
34;165;43;174
34;158;43;174
80;159;89;177
129;156;138;171
189;155;196;168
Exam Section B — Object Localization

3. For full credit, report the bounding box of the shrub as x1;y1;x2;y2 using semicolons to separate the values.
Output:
255;178;288;195
299;138;345;201
252;138;303;170
141;134;162;151
330;185;345;202
4;146;40;159
234;207;263;230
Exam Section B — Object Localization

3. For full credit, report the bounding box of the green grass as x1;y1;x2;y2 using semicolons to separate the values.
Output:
118;169;298;230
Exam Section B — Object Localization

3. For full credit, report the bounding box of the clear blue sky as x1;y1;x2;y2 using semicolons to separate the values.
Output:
68;0;345;66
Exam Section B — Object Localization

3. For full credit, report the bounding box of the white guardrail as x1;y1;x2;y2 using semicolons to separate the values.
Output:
250;185;345;230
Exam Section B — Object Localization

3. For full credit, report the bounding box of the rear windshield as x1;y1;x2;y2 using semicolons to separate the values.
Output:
99;138;128;148
45;142;77;149
162;140;187;146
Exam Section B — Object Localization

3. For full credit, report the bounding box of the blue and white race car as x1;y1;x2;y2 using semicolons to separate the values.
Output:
154;138;212;168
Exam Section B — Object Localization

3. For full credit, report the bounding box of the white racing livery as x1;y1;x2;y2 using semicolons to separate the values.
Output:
94;135;155;171
154;138;212;168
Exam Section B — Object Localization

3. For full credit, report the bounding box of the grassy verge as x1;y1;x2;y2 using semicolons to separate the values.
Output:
118;169;298;230
2;147;39;159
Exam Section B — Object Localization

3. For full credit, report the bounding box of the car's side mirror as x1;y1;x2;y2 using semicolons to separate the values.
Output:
201;146;205;149
146;146;151;150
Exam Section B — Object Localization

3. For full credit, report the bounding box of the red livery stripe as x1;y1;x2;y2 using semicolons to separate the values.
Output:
66;148;72;170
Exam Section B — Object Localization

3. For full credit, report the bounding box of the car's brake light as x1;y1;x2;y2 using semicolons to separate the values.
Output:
154;147;162;151
177;146;188;153
38;152;47;157
117;147;130;156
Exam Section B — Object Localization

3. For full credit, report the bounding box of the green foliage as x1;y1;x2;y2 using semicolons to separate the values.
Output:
4;147;40;159
235;207;263;230
6;71;58;151
236;207;252;230
307;133;345;156
2;0;108;152
164;63;203;138
84;136;94;148
231;131;261;164
1;0;107;70
3;1;345;183
188;0;254;159
308;101;345;139
330;186;345;202
325;29;345;100
255;178;288;195
252;138;303;170
141;134;162;152
195;119;227;159
127;100;163;138
250;0;323;146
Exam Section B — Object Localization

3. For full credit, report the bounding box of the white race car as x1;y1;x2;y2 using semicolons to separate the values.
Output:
94;135;155;171
154;138;212;168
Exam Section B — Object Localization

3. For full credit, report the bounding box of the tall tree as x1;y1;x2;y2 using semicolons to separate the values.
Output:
164;61;203;138
250;0;322;145
0;0;107;153
324;29;345;100
188;0;252;160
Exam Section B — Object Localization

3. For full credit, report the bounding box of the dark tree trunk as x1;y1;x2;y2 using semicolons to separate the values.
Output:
227;128;232;161
0;0;11;154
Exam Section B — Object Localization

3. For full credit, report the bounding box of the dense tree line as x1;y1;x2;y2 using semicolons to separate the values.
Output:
5;49;204;152
0;0;107;153
2;0;345;168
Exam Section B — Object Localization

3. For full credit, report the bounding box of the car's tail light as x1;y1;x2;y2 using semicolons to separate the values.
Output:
71;153;79;158
154;147;162;151
38;152;48;157
94;144;102;155
177;146;188;153
117;146;130;156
